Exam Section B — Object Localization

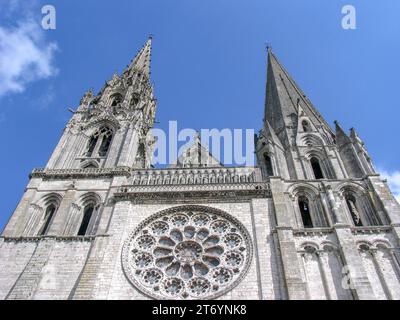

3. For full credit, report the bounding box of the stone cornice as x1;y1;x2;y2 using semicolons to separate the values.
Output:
351;225;392;235
30;166;263;183
0;234;109;243
290;225;394;236
114;183;271;203
30;167;131;180
293;227;334;236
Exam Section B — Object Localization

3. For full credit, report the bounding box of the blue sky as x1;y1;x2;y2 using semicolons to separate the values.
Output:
1;0;399;230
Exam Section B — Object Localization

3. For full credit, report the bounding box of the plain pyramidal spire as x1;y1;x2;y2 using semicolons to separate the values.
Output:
265;47;334;135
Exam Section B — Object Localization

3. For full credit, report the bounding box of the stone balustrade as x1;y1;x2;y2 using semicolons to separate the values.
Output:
128;166;261;186
30;166;261;183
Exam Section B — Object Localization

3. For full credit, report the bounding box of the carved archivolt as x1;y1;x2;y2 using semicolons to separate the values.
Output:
122;205;253;300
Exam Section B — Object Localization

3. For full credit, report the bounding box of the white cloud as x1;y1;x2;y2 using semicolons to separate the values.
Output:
0;19;58;97
34;84;55;110
378;167;400;204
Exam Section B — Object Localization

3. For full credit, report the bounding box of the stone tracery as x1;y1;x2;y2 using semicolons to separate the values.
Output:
122;206;252;300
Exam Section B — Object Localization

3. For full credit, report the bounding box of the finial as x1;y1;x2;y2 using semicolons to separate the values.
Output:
149;34;154;40
265;42;272;52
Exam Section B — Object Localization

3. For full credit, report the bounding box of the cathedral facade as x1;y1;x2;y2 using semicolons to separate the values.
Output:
1;37;400;300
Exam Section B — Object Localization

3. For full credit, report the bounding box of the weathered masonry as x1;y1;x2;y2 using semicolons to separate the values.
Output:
1;37;400;300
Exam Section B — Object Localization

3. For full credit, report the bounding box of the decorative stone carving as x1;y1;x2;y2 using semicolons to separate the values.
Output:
129;167;258;186
80;89;93;106
30;167;131;179
108;73;124;88
122;205;253;300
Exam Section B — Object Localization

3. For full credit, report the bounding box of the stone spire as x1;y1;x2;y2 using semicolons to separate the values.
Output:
46;36;158;171
127;35;153;77
265;48;334;139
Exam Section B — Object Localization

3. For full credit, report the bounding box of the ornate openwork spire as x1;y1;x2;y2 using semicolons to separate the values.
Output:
127;35;153;77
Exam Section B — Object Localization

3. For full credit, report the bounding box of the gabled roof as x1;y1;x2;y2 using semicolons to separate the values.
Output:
169;133;223;168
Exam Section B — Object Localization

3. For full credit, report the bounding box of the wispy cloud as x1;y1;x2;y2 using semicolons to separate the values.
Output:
0;1;58;98
378;167;400;204
34;84;56;110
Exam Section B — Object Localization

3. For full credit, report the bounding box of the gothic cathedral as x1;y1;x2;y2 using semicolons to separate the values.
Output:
1;37;400;300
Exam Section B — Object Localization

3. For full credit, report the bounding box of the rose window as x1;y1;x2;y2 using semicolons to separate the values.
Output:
122;206;252;300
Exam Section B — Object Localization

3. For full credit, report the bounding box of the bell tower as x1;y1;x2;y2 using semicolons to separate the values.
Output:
0;38;159;300
256;48;400;300
46;36;157;170
257;48;343;181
